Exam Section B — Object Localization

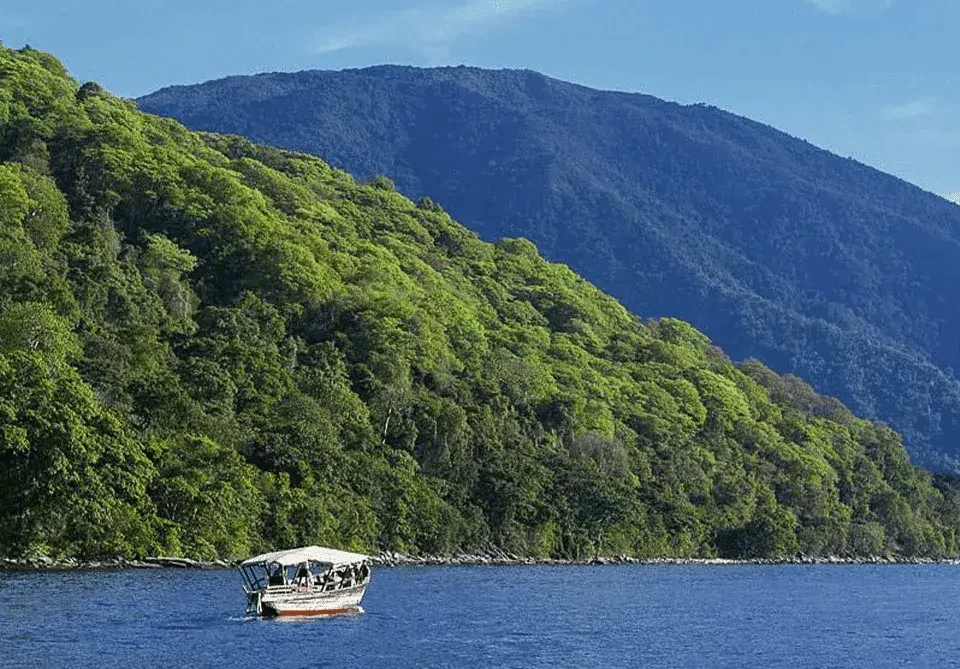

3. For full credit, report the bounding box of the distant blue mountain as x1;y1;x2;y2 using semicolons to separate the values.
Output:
140;65;960;470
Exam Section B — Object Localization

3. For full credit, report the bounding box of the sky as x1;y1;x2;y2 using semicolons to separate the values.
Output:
1;0;958;201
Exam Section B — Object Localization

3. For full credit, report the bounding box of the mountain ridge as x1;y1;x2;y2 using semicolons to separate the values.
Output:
144;64;946;199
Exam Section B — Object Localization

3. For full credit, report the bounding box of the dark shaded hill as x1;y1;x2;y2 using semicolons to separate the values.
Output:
2;45;959;561
140;65;960;471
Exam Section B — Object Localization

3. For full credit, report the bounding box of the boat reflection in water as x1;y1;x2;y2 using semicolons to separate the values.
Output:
237;546;371;618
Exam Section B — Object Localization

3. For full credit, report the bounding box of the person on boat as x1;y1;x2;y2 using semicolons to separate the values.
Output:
316;568;337;591
295;564;310;588
268;564;285;586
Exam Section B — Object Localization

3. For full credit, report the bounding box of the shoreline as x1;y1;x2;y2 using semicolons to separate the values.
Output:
368;552;960;567
3;551;960;572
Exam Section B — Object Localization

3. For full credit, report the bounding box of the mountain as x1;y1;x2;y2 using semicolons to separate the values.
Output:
2;44;959;562
139;65;960;472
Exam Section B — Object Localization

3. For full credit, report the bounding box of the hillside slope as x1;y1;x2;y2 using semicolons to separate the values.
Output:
2;46;959;561
140;65;960;471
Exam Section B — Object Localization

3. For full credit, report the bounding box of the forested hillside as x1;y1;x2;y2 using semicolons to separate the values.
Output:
140;65;960;471
2;45;959;562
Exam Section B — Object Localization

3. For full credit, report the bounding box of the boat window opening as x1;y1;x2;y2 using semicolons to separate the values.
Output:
247;565;267;590
309;562;330;589
256;566;268;588
294;562;311;587
267;562;286;586
324;568;341;592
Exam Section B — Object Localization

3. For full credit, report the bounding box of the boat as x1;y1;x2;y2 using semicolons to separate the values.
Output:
237;546;372;617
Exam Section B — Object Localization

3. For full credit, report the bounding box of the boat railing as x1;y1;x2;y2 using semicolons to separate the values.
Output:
264;583;300;594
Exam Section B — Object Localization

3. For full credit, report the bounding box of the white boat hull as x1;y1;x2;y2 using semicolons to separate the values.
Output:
258;583;367;617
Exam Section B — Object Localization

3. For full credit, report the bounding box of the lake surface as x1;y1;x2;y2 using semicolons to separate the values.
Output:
2;565;959;669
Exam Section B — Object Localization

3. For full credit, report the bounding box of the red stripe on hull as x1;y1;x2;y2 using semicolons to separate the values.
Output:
268;607;357;617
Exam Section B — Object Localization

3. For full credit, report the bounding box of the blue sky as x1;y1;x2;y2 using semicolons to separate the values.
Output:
2;0;958;200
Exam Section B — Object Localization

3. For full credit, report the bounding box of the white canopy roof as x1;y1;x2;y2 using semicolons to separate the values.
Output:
240;546;369;567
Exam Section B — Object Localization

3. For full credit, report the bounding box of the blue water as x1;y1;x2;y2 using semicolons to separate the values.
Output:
2;565;959;668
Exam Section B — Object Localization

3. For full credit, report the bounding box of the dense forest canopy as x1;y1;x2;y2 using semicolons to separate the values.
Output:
2;45;959;562
140;65;960;472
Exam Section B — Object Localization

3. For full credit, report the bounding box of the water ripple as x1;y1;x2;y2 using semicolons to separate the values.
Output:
2;565;960;669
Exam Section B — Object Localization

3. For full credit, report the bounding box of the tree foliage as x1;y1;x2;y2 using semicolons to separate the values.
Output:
1;46;958;561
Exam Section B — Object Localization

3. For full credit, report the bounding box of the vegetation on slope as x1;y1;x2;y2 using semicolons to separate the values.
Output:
140;65;960;471
2;45;959;562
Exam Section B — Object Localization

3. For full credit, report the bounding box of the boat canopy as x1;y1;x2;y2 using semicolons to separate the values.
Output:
241;546;369;568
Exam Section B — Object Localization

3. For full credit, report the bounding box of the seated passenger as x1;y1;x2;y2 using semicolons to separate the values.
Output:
322;571;340;591
268;565;284;586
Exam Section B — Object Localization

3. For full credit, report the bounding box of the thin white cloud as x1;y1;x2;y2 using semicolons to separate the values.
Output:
895;128;960;147
312;0;576;56
882;97;938;121
805;0;893;14
943;192;960;205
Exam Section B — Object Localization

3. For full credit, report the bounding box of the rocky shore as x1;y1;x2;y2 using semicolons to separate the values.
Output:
0;556;233;571
3;550;960;571
367;550;960;567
